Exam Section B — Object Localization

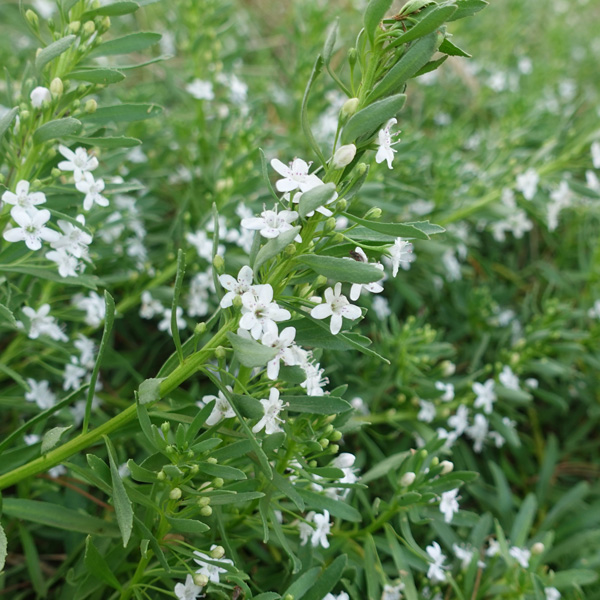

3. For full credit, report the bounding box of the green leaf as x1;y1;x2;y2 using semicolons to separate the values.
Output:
0;521;6;573
0;264;98;289
368;31;441;102
89;32;162;57
448;0;488;21
415;55;448;77
439;37;471;57
254;226;301;272
82;1;140;17
69;69;126;84
301;55;327;168
551;569;598;589
323;19;339;66
0;107;18;141
80;103;162;125
364;0;393;46
298;183;337;218
282;395;352;415
104;436;133;547
35;35;76;71
302;554;348;600
390;3;457;47
67;135;142;148
268;505;302;574
226;332;278;368
343;213;445;239
231;394;264;419
341;94;406;144
32;117;82;144
207;491;265;506
384;525;419;600
41;425;72;454
0;303;17;328
297;489;362;522
126;459;156;483
296;254;383;284
361;451;410;484
17;524;45;596
510;493;537;547
137;377;164;405
271;471;305;512
165;517;210;535
283;567;322;600
85;536;122;590
196;462;246;480
2;499;119;536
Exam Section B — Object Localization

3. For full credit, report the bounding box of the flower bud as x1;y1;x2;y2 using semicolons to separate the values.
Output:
100;16;111;31
335;198;347;212
329;444;339;454
161;421;171;435
332;144;357;169
308;460;318;468
324;217;337;232
315;275;328;287
210;545;225;559
324;424;334;435
400;472;416;487
430;456;439;467
197;496;211;507
83;21;96;35
169;487;182;500
165;445;176;455
157;470;166;481
340;97;359;121
194;574;209;587
30;86;51;109
213;254;225;273
531;542;545;555
84;99;98;114
332;232;344;244
284;243;297;256
213;477;224;488
320;438;330;449
25;9;39;28
232;294;243;309
206;457;218;464
364;207;382;220
50;78;63;97
214;346;226;360
194;322;207;335
189;464;199;475
69;21;81;34
200;505;213;517
440;460;454;475
330;430;342;442
347;47;357;67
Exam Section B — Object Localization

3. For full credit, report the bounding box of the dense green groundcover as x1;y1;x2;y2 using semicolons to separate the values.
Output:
0;0;599;598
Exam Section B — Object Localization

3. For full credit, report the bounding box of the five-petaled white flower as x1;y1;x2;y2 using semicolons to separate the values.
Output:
473;379;496;414
426;541;447;583
270;157;322;193
174;574;203;600
239;284;291;339
299;510;332;549
46;248;79;278
76;173;109;211
193;546;234;583
311;283;362;335
25;378;57;410
439;488;460;523
185;78;215;101
381;583;405;600
388;238;415;276
2;180;46;211
515;168;539;201
349;247;384;301
3;206;59;251
199;387;235;426
57;145;99;182
375;118;400;169
509;546;531;569
253;388;286;435
21;304;68;341
435;381;455;402
499;365;520;390
219;265;259;309
52;216;93;259
241;206;301;241
261;326;297;380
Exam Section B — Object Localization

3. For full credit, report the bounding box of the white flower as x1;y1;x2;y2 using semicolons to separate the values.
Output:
591;141;600;169
75;173;109;211
586;170;600;192
473;379;496;414
174;575;203;600
261;326;297;380
24;434;41;446
4;206;59;251
63;360;87;391
417;399;436;423
253;388;285;435
435;381;454;402
188;271;212;317
371;295;391;320
239;284;291;340
324;593;350;600
51;216;93;258
186;78;214;101
48;465;66;478
21;304;67;341
74;334;95;369
30;86;51;108
509;546;531;569
270;157;322;193
46;248;79;277
193;546;234;583
426;542;447;584
442;250;461;281
158;307;187;335
466;413;489;453
387;238;415;277
57;145;99;182
453;544;485;570
219;265;256;309
439;489;460;523
515;168;539;200
241;206;301;241
72;292;106;328
486;539;501;557
198;387;235;426
25;379;57;410
140;291;164;319
2;180;46;210
186;229;224;260
499;365;520;390
381;583;405;600
299;510;332;549
311;283;362;335
375;118;400;169
349;248;385;301
588;300;600;319
332;144;357;169
300;360;328;396
545;587;561;600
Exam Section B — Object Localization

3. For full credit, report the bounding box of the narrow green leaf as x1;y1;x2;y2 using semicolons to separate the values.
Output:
0;264;98;289
364;0;393;46
32;117;82;144
226;332;278;368
368;31;440;102
85;536;122;590
2;499;119;536
80;103;162;125
258;148;280;204
384;525;418;600
165;517;210;535
0;107;18;140
207;491;265;506
439;37;471;57
282;395;352;415
18;524;46;596
254;226;301;273
171;249;186;365
89;32;162;57
551;569;598;589
69;69;125;84
303;554;348;600
41;425;72;454
231;394;264;419
365;534;380;600
390;3;457;47
510;493;537;547
35;35;76;71
301;55;327;168
0;303;17;328
271;471;305;512
297;489;362;522
104;436;133;547
185;401;217;444
323;19;339;66
66;135;142;148
82;1;140;17
126;459;156;483
297;254;383;283
137;377;165;405
343;213;445;239
283;567;322;600
341;94;406;144
0;522;7;573
448;0;488;21
133;515;170;571
269;506;302;574
415;55;448;77
298;183;337;218
196;462;246;480
361;451;410;484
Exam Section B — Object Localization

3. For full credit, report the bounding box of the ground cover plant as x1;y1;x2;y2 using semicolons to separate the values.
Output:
0;0;599;598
